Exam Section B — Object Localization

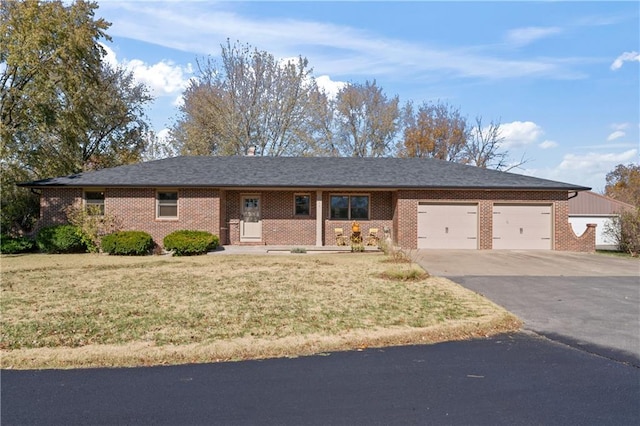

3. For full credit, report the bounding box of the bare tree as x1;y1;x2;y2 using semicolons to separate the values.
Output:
463;117;527;171
334;80;400;157
172;40;323;156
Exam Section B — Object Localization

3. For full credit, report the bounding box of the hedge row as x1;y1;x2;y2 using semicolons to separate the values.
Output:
0;235;36;254
1;225;219;256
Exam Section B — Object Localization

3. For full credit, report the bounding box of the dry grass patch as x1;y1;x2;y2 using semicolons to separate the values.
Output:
1;253;521;369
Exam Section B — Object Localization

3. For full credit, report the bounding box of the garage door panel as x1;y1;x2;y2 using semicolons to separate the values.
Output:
418;204;478;249
493;204;552;250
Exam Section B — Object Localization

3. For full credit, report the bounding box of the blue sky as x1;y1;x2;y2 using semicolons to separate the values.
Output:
95;1;639;192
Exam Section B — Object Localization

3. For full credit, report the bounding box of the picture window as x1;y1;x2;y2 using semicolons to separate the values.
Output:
330;195;369;220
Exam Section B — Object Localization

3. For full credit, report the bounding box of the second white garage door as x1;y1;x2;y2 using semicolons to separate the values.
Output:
417;203;478;249
492;204;552;249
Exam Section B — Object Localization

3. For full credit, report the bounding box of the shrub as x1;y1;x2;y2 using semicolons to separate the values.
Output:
64;205;121;253
101;231;154;256
604;208;640;257
0;235;36;254
163;230;219;256
36;225;87;254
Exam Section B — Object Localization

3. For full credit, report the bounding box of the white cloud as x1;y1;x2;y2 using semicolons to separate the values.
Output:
172;94;185;108
101;43;118;68
539;140;558;149
99;42;193;98
523;149;639;191
611;122;629;131
610;51;640;71
606;130;625;141
558;150;638;171
127;59;193;97
315;75;346;99
156;128;171;141
499;121;544;148
506;26;562;47
97;2;586;81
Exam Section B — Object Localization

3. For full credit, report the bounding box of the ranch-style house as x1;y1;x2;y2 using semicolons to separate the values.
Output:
19;155;596;251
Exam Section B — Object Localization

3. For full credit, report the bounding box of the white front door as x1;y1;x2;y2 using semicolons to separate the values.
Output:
241;196;262;242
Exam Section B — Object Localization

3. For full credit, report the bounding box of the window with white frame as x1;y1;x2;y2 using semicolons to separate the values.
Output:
157;191;178;218
330;195;369;220
294;194;310;216
84;191;105;215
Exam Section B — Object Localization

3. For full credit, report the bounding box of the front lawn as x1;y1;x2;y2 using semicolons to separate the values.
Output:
1;253;520;369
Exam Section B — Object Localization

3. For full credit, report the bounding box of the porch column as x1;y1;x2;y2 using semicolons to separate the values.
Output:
316;190;323;246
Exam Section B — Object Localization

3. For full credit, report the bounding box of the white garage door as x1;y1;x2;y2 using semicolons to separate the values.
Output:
417;203;478;249
493;204;552;249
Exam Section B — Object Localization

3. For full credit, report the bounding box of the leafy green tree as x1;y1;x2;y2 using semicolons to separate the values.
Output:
1;0;151;234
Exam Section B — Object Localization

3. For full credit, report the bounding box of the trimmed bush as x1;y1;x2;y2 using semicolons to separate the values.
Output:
101;231;154;256
36;225;87;254
163;230;219;256
0;235;36;254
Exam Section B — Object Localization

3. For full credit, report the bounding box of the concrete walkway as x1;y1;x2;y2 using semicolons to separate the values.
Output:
209;245;381;255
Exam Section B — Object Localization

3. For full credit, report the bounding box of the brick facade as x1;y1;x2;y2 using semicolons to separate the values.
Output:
39;187;221;248
37;186;595;252
395;189;595;251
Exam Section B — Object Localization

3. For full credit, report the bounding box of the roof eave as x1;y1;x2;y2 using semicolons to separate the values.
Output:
18;182;591;192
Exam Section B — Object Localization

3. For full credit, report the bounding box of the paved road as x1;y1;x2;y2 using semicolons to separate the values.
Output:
2;332;639;425
416;250;640;365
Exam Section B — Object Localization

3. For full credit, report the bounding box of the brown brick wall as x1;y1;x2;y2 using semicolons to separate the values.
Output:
38;187;220;248
554;199;597;252
39;188;83;227
36;187;594;252
223;190;394;246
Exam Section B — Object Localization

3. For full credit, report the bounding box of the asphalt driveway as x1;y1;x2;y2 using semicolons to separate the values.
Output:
416;250;640;365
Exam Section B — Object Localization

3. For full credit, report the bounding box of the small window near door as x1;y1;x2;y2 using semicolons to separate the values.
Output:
85;191;105;215
294;194;310;216
157;191;178;218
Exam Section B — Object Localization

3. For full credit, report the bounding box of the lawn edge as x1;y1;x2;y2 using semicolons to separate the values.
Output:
1;312;522;370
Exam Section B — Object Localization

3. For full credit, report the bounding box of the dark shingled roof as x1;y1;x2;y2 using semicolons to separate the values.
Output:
19;156;591;191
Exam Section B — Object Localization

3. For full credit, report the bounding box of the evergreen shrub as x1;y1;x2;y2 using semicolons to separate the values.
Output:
36;225;87;254
163;230;219;256
101;231;154;256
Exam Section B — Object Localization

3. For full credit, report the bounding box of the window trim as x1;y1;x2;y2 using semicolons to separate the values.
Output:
156;190;178;220
294;193;311;217
329;194;370;220
84;190;105;216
